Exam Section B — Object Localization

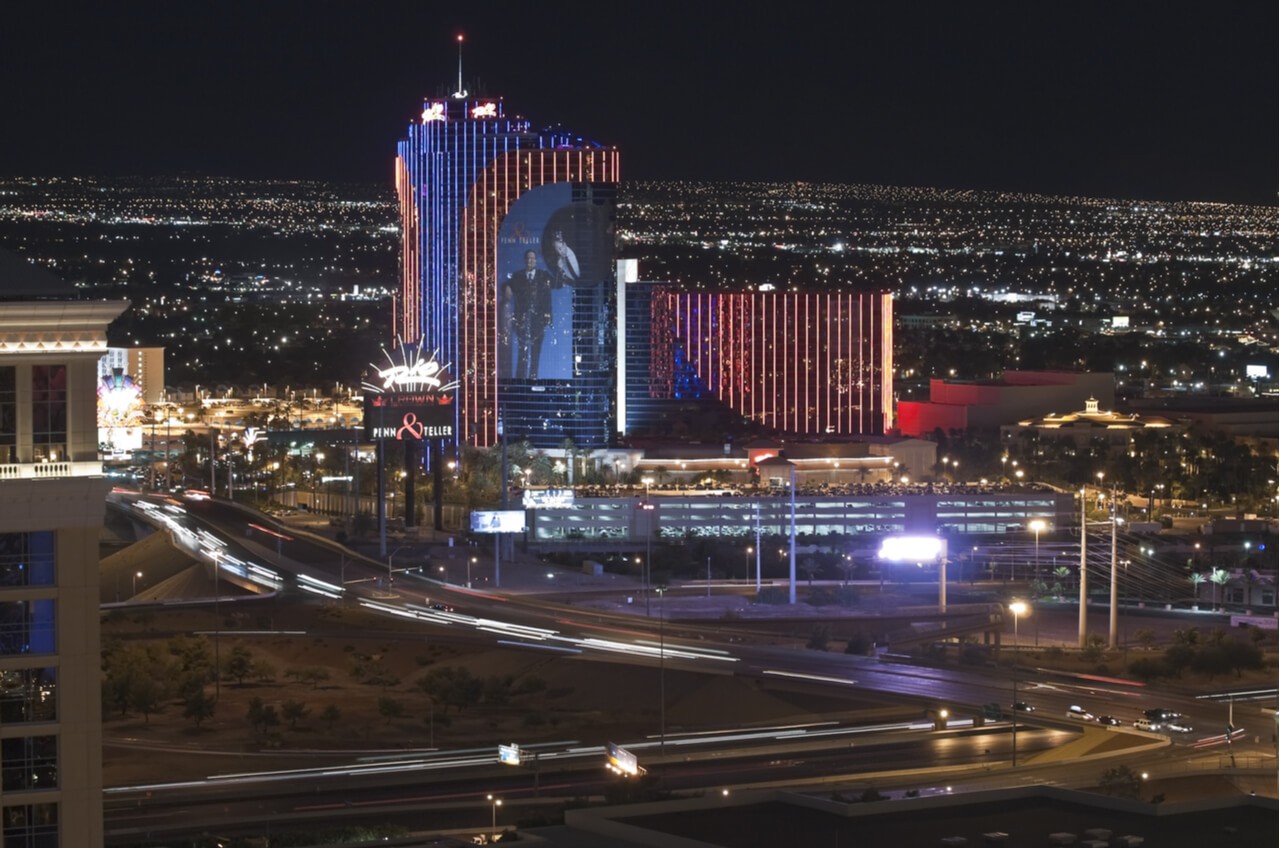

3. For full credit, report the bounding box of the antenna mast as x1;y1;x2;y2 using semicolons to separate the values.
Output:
453;34;467;99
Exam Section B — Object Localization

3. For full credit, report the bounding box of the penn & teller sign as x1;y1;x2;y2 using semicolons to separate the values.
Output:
362;342;458;441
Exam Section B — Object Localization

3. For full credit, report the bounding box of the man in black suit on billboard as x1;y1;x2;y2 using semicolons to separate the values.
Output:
503;249;557;379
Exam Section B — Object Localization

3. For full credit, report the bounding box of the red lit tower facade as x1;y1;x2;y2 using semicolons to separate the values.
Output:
649;289;894;435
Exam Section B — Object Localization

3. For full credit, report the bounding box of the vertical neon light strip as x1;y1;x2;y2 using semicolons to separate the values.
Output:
882;292;894;432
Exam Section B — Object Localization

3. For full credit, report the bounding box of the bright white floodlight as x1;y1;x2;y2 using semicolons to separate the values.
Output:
877;536;945;562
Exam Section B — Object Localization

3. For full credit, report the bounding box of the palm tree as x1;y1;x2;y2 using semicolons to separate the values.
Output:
1188;572;1207;607
1209;568;1229;611
1052;565;1072;600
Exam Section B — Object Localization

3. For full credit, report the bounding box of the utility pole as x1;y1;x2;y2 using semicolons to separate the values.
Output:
1109;483;1120;650
1078;487;1088;649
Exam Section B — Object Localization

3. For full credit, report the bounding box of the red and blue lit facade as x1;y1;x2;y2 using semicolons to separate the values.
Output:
648;289;894;435
396;98;619;447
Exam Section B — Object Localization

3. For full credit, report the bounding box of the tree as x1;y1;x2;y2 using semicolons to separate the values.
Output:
320;703;342;730
1133;629;1157;651
417;667;481;714
281;699;310;729
1163;644;1194;678
483;676;514;707
377;697;406;725
1128;657;1169;683
1098;765;1141;799
1189;646;1231;681
246;697;280;737
183;688;216;728
223;645;254;687
129;672;167;724
1220;639;1264;677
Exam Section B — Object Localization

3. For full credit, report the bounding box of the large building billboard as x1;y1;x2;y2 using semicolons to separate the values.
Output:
497;182;612;382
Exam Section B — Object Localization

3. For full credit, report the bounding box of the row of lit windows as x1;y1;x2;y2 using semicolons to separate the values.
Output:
0;366;67;463
0;667;56;724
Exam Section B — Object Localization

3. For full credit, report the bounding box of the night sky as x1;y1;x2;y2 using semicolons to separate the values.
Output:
4;1;1275;203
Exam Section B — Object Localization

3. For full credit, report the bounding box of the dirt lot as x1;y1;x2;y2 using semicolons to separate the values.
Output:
100;599;905;786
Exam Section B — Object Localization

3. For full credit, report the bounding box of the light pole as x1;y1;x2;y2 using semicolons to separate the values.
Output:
468;556;476;589
487;794;502;839
133;571;143;597
641;476;654;616
745;545;753;581
1028;519;1046;582
657;585;666;757
1008;601;1027;767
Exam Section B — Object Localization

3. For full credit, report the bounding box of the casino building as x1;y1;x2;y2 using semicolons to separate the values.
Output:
396;96;620;450
394;92;894;455
1;250;128;846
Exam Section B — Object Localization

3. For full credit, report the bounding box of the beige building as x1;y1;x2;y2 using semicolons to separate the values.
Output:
2;250;128;846
1000;396;1178;446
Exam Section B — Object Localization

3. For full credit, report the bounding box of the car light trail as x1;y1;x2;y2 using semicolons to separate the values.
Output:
762;669;856;685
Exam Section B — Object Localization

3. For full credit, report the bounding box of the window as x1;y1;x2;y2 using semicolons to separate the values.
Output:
0;601;56;656
0;668;57;724
0;735;57;792
2;803;57;848
30;365;67;461
0;366;15;464
0;533;55;588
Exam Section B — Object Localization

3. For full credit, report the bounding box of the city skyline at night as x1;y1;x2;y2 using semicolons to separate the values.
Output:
2;2;1275;204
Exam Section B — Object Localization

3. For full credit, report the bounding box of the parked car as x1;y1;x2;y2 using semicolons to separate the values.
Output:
1066;705;1095;722
1095;715;1123;726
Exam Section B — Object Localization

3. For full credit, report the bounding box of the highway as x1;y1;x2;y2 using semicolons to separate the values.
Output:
103;722;1076;842
104;491;1277;841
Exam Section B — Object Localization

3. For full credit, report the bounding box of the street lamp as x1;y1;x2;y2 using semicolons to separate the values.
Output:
468;556;476;589
1008;601;1028;768
133;571;143;597
1008;601;1027;650
745;545;753;581
487;794;502;838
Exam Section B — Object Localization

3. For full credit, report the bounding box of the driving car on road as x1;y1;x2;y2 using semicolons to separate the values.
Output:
1066;705;1095;721
1012;702;1035;712
1095;715;1123;726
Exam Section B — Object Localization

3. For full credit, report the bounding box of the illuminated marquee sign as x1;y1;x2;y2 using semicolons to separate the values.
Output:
421;102;447;123
470;102;497;119
522;488;576;509
363;342;459;441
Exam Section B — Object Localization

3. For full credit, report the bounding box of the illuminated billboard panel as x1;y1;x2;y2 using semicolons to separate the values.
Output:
497;183;612;382
471;510;528;534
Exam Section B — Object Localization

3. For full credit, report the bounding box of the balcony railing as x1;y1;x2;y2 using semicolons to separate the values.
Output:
0;461;105;481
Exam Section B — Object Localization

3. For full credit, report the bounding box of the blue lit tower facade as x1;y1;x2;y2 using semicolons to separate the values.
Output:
396;97;619;448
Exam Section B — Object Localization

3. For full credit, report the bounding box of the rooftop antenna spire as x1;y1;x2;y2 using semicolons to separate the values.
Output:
452;34;468;99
